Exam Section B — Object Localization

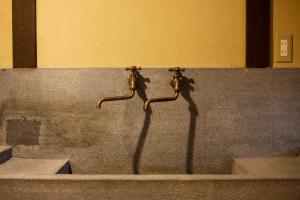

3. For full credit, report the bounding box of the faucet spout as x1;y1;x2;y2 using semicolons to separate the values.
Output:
97;90;135;109
143;91;179;110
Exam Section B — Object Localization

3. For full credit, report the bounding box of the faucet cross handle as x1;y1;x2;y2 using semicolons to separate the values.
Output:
168;67;185;73
169;67;185;80
125;66;142;74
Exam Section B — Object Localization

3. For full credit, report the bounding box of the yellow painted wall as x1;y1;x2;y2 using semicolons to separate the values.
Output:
273;0;300;68
37;0;246;68
2;1;299;68
0;0;12;68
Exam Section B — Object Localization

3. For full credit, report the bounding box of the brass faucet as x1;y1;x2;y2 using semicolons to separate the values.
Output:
96;66;141;109
143;67;185;110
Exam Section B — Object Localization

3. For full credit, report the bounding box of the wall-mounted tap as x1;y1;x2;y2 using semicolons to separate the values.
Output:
96;66;141;109
143;67;185;110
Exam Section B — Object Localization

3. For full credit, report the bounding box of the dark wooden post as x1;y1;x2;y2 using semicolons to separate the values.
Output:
246;0;271;68
12;0;37;68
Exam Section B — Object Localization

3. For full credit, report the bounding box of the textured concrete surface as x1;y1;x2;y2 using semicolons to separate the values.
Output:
0;158;71;175
0;146;12;164
0;175;299;200
6;118;40;146
232;155;300;175
0;68;299;174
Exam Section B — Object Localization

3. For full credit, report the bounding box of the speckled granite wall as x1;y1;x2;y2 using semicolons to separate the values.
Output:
0;68;299;174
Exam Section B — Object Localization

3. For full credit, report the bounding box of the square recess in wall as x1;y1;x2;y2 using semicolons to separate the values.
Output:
6;118;41;146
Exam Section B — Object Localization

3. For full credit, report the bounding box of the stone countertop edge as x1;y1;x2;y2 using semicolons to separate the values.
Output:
0;174;299;181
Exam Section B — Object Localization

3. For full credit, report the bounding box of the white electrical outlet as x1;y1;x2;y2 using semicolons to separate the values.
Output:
277;35;293;63
280;39;288;56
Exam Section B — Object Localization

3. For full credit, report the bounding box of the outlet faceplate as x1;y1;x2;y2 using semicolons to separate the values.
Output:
277;35;293;63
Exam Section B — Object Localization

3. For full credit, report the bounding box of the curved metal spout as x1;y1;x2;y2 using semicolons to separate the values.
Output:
97;89;135;109
143;91;179;110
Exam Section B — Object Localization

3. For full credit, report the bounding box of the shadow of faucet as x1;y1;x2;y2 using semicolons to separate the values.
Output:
133;72;152;174
133;72;198;174
180;76;199;174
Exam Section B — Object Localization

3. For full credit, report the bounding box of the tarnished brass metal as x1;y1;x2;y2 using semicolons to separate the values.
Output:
96;66;141;109
143;67;185;110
